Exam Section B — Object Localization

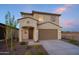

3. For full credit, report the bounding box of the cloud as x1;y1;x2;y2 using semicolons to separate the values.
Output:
63;20;74;28
55;4;72;14
62;19;79;28
62;19;79;31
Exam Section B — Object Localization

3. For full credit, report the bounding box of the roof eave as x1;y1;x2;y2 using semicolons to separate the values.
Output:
20;11;61;16
20;12;32;15
18;17;39;22
32;11;61;16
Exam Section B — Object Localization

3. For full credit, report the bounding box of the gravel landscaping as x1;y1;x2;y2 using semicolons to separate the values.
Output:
0;42;48;55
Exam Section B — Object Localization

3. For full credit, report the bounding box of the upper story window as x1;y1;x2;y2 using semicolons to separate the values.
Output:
50;16;56;22
38;15;44;22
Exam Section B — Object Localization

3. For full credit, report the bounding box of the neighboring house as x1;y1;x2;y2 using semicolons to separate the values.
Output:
0;23;5;40
18;11;62;42
0;23;18;40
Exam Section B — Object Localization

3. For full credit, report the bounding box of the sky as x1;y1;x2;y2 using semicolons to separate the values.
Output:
0;4;79;32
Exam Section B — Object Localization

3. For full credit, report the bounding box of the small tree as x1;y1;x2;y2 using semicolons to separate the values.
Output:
5;11;18;52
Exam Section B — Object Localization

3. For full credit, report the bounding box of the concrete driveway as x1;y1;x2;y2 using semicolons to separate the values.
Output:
40;40;79;55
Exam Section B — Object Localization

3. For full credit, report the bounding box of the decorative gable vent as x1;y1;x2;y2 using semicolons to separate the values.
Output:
27;21;30;23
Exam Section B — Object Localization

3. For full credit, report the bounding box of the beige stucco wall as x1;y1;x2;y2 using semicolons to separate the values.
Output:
19;18;37;28
22;13;59;25
33;27;38;41
33;13;59;25
19;28;28;42
38;23;61;39
58;28;61;39
19;28;22;42
33;13;61;39
38;23;60;29
19;18;38;42
19;13;61;41
22;14;32;18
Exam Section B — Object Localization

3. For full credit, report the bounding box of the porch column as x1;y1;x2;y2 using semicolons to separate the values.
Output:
34;28;38;42
19;28;22;42
58;28;61;40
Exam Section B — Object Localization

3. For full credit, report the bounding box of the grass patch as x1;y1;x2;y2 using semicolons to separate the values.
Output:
68;39;79;46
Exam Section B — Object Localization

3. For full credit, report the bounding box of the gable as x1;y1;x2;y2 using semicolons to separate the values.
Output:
38;22;61;29
19;17;38;27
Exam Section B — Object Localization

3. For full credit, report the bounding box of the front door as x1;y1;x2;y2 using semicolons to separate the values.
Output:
29;27;34;39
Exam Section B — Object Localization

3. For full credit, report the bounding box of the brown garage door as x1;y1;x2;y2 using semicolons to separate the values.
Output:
39;29;58;40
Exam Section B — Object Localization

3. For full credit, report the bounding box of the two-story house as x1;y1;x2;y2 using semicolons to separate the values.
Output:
18;11;62;42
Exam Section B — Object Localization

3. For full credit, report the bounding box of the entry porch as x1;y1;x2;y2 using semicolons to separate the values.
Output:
19;26;38;42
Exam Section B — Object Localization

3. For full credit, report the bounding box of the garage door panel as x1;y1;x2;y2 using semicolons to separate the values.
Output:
39;29;58;40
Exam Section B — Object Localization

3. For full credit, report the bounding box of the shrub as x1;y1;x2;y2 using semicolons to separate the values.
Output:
33;45;41;49
20;42;28;45
35;51;45;55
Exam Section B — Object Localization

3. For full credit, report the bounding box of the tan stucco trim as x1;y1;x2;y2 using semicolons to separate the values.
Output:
18;17;38;22
38;21;62;28
58;28;61;40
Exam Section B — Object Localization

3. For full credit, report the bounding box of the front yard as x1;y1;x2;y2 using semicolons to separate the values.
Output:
0;41;48;55
25;45;48;55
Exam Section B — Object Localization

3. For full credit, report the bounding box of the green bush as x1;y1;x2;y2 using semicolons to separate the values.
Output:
33;45;41;49
68;39;79;45
20;42;28;45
